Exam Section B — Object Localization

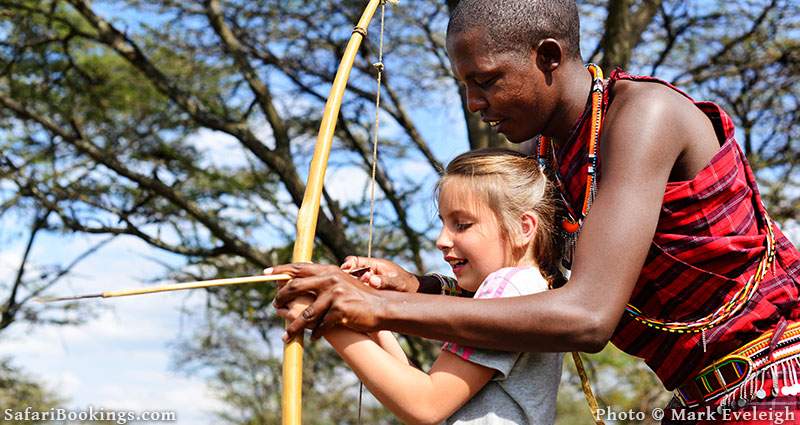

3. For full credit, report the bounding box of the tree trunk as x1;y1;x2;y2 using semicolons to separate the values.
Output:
600;0;662;71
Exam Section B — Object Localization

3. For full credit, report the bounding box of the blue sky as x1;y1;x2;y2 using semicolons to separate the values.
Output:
0;230;223;423
0;57;465;422
0;122;460;424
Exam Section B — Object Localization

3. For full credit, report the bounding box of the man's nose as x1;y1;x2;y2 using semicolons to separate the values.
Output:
465;87;488;113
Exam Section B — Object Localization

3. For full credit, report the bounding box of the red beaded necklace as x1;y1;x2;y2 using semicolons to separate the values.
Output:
537;66;777;337
536;64;604;265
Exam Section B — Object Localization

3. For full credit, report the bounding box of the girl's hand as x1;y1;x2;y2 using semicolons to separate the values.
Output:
340;256;419;292
269;263;387;339
275;295;315;322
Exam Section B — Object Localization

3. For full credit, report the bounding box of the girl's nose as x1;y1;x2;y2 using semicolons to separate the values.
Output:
436;228;453;251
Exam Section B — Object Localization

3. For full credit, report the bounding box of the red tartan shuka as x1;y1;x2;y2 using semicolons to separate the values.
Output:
554;69;800;391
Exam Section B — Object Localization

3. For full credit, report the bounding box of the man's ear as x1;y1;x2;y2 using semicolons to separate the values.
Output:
534;38;563;76
518;211;538;247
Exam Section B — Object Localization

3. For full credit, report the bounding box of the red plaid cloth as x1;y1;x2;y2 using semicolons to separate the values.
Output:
555;69;800;390
664;373;800;424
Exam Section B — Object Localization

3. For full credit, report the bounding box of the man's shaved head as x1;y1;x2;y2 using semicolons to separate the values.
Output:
447;0;582;60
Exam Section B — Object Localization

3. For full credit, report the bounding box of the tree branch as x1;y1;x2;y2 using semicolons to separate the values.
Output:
338;121;424;272
59;0;355;260
0;94;268;265
672;0;778;85
1;209;49;330
204;0;291;152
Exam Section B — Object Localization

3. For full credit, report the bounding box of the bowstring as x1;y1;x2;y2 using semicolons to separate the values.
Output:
359;0;388;422
367;0;387;260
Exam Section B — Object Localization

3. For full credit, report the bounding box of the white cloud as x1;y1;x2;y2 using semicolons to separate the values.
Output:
0;231;224;424
53;370;82;396
78;371;221;423
0;249;23;282
325;165;370;204
186;128;250;169
0;290;220;423
252;121;276;149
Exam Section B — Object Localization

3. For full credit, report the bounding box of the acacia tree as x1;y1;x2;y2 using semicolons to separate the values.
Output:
0;358;63;420
0;0;796;423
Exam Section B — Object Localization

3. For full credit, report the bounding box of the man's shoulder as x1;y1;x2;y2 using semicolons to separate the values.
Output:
600;79;688;161
608;79;693;120
603;78;721;181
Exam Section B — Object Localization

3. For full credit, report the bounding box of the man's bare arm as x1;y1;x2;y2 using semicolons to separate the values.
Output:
274;85;698;352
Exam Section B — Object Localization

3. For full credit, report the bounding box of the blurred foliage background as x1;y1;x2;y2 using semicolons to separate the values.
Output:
0;0;797;423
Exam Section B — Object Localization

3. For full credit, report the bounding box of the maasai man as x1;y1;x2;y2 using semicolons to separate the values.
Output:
272;1;800;423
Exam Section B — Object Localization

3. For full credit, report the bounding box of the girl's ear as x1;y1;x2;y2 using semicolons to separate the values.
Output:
518;211;538;247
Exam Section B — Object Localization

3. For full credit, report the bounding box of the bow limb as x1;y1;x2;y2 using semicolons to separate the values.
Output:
282;1;384;424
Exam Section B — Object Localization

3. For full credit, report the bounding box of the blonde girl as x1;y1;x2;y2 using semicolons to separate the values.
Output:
283;148;565;425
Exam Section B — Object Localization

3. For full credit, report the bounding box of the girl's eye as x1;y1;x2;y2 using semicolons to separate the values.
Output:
455;222;473;231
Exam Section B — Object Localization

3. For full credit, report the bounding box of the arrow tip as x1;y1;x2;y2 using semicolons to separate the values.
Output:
34;293;103;303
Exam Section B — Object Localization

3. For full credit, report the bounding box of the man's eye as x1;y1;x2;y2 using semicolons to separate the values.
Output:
476;77;496;89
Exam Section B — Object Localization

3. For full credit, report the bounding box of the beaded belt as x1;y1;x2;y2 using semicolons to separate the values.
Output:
675;321;800;409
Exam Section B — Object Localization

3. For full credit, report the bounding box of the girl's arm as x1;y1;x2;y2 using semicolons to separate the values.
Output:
368;330;410;364
273;85;689;351
279;294;410;363
325;327;494;425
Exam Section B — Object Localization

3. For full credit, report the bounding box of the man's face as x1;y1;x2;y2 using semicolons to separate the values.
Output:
447;30;553;143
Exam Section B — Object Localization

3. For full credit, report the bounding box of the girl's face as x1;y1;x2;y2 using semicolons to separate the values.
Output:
435;181;510;292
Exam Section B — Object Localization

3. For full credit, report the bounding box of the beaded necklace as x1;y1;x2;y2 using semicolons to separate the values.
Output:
536;63;604;268
536;63;607;423
536;64;777;339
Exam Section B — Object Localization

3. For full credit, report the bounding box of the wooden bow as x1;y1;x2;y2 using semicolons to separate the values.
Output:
282;1;385;423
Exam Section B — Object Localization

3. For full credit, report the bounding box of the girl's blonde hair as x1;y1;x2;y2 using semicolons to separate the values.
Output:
437;148;566;288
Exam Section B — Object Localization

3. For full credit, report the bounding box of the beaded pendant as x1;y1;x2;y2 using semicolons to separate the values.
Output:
537;65;777;335
536;63;604;269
